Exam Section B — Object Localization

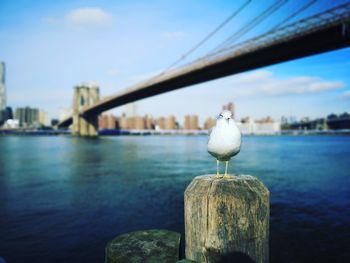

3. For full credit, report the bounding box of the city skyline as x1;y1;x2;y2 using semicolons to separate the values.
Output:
0;62;5;110
0;1;349;121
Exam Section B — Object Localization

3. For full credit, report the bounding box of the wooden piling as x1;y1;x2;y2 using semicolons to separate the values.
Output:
105;229;181;263
184;175;269;263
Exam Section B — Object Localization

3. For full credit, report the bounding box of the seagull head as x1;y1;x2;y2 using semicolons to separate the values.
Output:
218;110;233;123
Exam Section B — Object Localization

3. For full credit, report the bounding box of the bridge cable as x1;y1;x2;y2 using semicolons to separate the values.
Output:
271;0;317;31
145;0;350;88
211;0;288;53
227;0;318;57
229;0;318;51
162;0;252;72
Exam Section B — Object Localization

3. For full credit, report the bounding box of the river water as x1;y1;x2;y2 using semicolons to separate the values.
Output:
0;135;349;263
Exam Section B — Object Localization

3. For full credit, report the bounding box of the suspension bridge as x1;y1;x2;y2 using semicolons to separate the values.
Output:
57;0;350;136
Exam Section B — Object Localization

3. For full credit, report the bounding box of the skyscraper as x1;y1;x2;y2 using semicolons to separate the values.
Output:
164;116;176;130
184;115;199;130
125;103;138;117
0;62;6;110
15;107;40;127
204;117;216;130
222;102;235;119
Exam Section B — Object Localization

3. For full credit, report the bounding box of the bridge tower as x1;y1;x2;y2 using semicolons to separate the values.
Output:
72;83;100;136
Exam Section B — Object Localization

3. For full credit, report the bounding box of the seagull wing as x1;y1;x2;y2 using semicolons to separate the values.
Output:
208;127;213;137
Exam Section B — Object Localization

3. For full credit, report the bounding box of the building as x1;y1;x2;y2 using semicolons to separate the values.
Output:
0;106;13;125
237;117;255;134
38;110;49;126
191;115;198;130
237;116;281;134
204;117;216;130
145;115;155;130
125;103;138;117
0;62;6;111
134;116;146;129
51;119;59;126
0;62;6;124
164;116;177;130
113;115;152;130
157;117;165;130
254;117;280;134
99;114;118;129
184;115;199;130
15;107;29;127
108;115;118;129
15;107;42;127
280;113;350;131
222;102;235;119
327;112;350;129
118;116;146;130
126;117;134;129
119;115;128;129
3;119;19;129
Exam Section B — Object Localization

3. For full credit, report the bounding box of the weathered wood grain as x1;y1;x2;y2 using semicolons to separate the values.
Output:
185;175;269;263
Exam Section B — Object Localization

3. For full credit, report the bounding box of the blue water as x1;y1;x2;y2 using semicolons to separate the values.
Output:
0;135;349;263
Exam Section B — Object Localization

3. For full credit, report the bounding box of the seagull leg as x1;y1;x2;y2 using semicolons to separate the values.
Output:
223;161;229;179
213;160;221;178
217;159;219;177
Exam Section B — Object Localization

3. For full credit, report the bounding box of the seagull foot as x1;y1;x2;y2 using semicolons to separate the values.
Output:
222;174;230;179
213;174;222;179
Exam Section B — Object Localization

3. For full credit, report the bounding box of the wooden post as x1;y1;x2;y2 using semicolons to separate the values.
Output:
185;175;269;263
105;229;181;263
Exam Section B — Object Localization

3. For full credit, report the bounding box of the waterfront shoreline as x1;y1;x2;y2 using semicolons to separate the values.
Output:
1;128;350;136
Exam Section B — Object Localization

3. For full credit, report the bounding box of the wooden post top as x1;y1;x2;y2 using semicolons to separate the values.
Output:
184;174;269;263
185;174;269;199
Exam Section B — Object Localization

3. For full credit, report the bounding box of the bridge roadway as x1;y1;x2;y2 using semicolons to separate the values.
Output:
58;5;350;127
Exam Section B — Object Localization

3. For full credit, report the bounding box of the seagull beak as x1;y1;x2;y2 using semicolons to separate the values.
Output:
226;118;230;123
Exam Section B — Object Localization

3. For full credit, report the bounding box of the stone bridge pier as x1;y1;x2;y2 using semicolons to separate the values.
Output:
72;84;100;136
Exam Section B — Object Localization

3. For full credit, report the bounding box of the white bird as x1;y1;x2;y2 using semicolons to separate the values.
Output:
207;110;241;178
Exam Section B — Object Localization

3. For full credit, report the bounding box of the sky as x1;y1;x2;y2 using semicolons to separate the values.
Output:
0;0;349;124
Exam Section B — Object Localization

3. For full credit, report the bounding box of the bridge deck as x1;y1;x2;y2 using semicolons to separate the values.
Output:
58;4;350;127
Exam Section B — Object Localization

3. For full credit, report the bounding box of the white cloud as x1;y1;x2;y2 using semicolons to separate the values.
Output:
42;7;113;28
163;31;186;39
136;69;342;96
340;91;350;99
65;7;113;27
227;70;345;97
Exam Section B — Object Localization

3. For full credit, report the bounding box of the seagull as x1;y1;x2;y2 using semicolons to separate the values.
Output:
207;110;241;178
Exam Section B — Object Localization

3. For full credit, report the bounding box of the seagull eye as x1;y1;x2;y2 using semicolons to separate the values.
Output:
219;114;223;118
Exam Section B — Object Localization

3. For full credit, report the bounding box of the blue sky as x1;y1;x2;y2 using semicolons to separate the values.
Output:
0;0;349;123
